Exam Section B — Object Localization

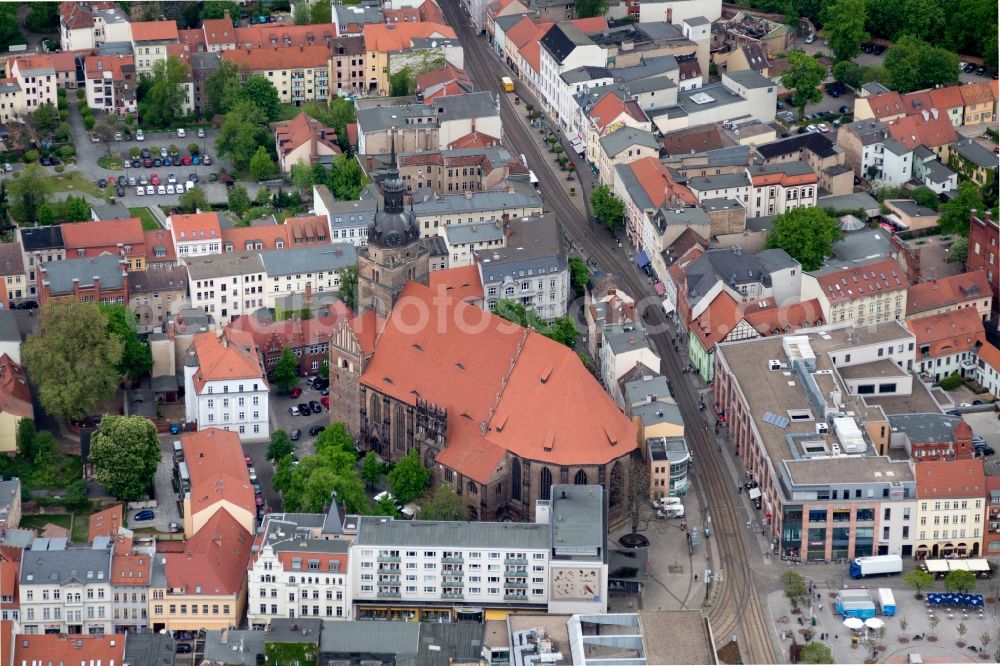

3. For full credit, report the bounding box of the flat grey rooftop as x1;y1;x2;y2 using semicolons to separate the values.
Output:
354;516;551;549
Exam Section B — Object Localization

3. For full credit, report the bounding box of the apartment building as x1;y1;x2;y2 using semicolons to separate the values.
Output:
412;188;543;238
746;163;818;218
887;414;977;462
914;459;986;558
538;23;606;124
647;436;691;499
17;227;64;301
60;218;146;270
180;428;256;536
599;322;662;408
313;185;372;247
37;255;130;307
260;244;358;308
130;21;180;74
59;2;130;51
440;220;506;268
84;53;136;116
184;252;266;322
0;244;26;309
9;55;58;113
596;127;660;189
908;308;984;383
361;22;457;95
274;112;341;173
350;484;607;621
714;324;922;560
148;510;252;631
222;46;331;105
167;212;224;257
182;330;270;440
967;211;998;304
18;542;113;635
977;342;1000;400
110;540;153;633
247;509;352;628
755;133;853;197
355;93;501;155
802;258;908;328
836;120;913;184
959;82;996;126
228;310;344;376
582;93;651;172
396;147;518;197
478;216;568;319
127;266;189;333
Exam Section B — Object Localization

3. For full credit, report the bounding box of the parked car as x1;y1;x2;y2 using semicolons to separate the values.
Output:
150;173;160;185
177;128;186;137
133;509;155;521
806;124;818;133
97;178;107;188
290;387;302;398
209;172;219;182
166;184;175;195
152;158;162;168
136;186;144;196
979;446;996;456
172;156;182;167
244;454;252;466
136;129;145;141
181;156;192;166
139;175;148;185
145;185;155;195
157;185;166;195
255;495;265;507
248;467;257;481
159;147;168;158
117;175;127;187
251;481;262;494
140;147;152;158
175;644;192;654
288;405;300;416
15;301;37;310
872;44;885;55
197;127;206;138
964;64;976;74
290;428;301;441
114;131;122;141
297;403;311;416
320;396;329;410
320;388;329;396
817;123;830;133
839;105;850;114
168;147;179;157
167;173;177;184
128;176;136;186
309;400;322;414
116;186;125;197
203;155;212;166
132;159;140;168
309;424;325;436
123;130;132;141
167;522;182;533
192;155;202;166
189;173;199;183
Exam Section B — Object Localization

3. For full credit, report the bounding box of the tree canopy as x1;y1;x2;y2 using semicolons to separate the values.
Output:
764;207;842;271
389;67;414;97
883;35;959;93
203;60;241;118
418;483;465;521
800;642;835;664
267;429;295;462
937;180;983;235
387;448;431;504
821;0;868;61
568;256;590;296
100;304;152;383
8;164;53;224
361;451;383;491
494;300;579;348
781;571;808;610
200;1;240;21
177;185;210;214
943;569;977;593
235;75;282;123
273;347;300;394
780;51;827;118
250;145;277;180
138;56;190;128
903;568;934;596
339;265;358;312
275;422;369;513
22;301;124;421
590;185;625;231
217;100;276;174
575;0;609;19
89;415;162;500
327;154;366;200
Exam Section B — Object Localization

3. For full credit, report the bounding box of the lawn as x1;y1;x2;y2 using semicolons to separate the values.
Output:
49;171;103;197
20;512;94;544
129;207;160;230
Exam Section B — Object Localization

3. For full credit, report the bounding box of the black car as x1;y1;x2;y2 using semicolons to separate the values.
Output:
97;178;108;188
209;172;219;182
872;44;885;55
290;428;301;441
980;446;996;456
117;175;127;187
946;409;962;416
839;105;850;114
797;126;808;134
39;156;51;166
172;156;183;166
189;173;199;183
862;42;874;53
225;180;235;189
153;158;162;168
140;147;152;159
251;481;262;494
116;186;125;197
132;158;141;168
175;643;192;654
297;402;311;415
312;378;329;391
309;424;325;436
15;300;37;310
309;400;322;414
976;65;986;76
123;131;133;141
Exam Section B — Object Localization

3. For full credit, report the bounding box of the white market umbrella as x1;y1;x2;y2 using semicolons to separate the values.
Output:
840;215;866;232
843;617;865;630
865;618;885;630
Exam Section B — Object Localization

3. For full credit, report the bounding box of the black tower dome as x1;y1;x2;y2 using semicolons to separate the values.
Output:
368;130;417;248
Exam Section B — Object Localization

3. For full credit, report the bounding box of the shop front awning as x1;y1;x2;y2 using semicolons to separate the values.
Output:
636;250;650;268
654;282;666;296
662;298;675;314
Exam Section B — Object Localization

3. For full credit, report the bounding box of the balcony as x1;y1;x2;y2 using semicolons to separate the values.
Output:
505;581;528;589
441;555;463;564
377;554;400;563
377;590;401;599
377;575;400;583
377;564;400;574
504;593;527;601
442;592;464;600
442;576;464;584
504;568;527;576
504;557;528;565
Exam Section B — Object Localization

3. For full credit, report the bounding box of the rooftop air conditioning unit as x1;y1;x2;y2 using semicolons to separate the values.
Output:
769;359;782;371
816;422;829;434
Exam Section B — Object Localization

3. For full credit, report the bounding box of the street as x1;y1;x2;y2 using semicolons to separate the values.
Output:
437;0;778;661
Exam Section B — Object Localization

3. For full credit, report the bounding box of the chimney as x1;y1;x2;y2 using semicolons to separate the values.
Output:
305;282;313;308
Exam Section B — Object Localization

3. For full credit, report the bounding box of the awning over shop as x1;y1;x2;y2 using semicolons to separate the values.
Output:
654;282;666;296
662;298;675;314
636;250;650;268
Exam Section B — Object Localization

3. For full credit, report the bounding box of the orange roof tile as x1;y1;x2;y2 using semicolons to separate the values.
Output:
865;90;905;119
273;112;341;161
0;354;33;420
222;44;331;71
202;18;236;45
899;90;933;115
743;298;825;336
568;16;608;32
749;168;817;187
130;20;179;42
84;53;134;80
61;2;115;30
689;291;743;348
959;82;995;106
0;546;19;609
906;270;992;316
625;156;677;208
169;212;222;242
885;112;957;150
907;307;984;358
418;0;446;24
415;62;469;90
11;54;54;75
506;17;547;49
276;551;348;572
233;23;337;49
49;50;86;74
219;225;287;253
589;92;647;131
181;428;256;520
448;130;501;149
361;283;637;476
283;215;330;245
362;22;456;53
978;340;1000;371
13;634;125;664
928;85;964;110
88;504;123;542
60;218;145;251
228;310;350;355
384;7;421;23
145;229;177;263
349;311;385;356
177;28;207;50
814;258;906;304
915;459;985;499
429;265;484;304
190;330;266;391
111;552;152;586
162;510;252;596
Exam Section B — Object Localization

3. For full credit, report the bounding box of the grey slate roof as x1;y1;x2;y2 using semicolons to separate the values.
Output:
40;255;126;295
604;322;657;356
477;216;564;284
127;266;188;293
954;139;998;169
418;623;487;666
260;243;357;277
922;159;955;184
825;228;892;266
684;247;772;303
755;132;838;160
818;191;880;216
259;513;351;556
686;172;751;192
444;220;505;246
631;400;684;428
889;200;937;218
862;82;891;95
495;13;530;33
0;478;20;515
122;632;175;666
20;226;64;252
319;620;420;655
185;252;265;280
724;69;773;89
353;516;551;549
0;243;24;276
623;375;672;405
612;55;679;83
887;414;963;444
357;92;498;132
756;248;799;272
19;546;111;585
413;189;541;217
562;65;612;84
748;161;815;179
685;15;711;25
201;630;266;664
884;138;910;156
540;23;594;64
91;202;131;221
549;484;605;558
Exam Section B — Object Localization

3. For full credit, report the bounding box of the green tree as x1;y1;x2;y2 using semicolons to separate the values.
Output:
138;56;190;128
0;6;20;49
16;418;37;462
22;301;123;421
233;75;282;123
903;568;934;598
26;3;59;32
9;163;52;224
883;35;958;93
981;169;998;209
329;154;365;200
943;569;976;594
389;67;413;97
387;448;431;504
200;1;240;21
911;186;940;210
591;184;625;231
0;180;10;232
267;429;295;463
36;203;55;226
293;1;310;24
273;346;300;394
311;1;332;25
821;0;868;61
30;103;60;136
217;100;269;172
494;299;580;349
227;183;251;216
568;256;589;296
63;196;91;222
418;483;465;520
300;99;356;153
800;642;834;664
100;303;153;383
938;371;961;390
89;415;162;500
203;60;241;118
373;493;400;517
781;571;808;611
315;422;357;462
290;159;314;191
947;237;969;264
938;180;983;236
547;317;580;348
339;265;358;311
764;207;843;271
250;146;277;180
361;451;382;491
273;453;295;492
780;51;827;119
31;431;56;485
178;185;210;214
574;0;609;19
832;60;864;88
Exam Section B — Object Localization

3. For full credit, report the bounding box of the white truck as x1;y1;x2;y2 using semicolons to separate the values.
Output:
849;554;903;578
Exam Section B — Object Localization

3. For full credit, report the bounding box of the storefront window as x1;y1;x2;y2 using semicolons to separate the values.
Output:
831;527;851;560
782;506;803;559
807;528;827;561
808;509;828;523
854;527;874;557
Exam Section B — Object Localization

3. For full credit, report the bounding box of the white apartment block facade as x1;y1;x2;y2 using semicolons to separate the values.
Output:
185;253;267;322
183;374;270;440
18;550;114;635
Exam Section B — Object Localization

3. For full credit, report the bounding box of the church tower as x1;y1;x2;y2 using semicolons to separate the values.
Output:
357;130;429;316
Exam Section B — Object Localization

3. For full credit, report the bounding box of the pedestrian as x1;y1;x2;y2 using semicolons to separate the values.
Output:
835;634;838;641
694;574;698;581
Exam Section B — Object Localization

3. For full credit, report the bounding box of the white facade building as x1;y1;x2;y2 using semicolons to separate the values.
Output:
313;185;372;247
260;244;358;308
599;322;662;407
538;24;607;127
184;253;266;322
18;545;114;636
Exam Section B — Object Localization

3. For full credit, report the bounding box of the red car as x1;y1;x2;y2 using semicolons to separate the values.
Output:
321;396;329;410
244;454;252;466
290;387;302;398
150;173;160;186
255;495;265;507
181;156;192;166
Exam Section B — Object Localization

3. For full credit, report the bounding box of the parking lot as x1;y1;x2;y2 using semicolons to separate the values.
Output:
269;376;331;459
130;434;186;534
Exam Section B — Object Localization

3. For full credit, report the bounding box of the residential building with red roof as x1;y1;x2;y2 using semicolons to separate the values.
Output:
908;307;984;383
959;82;997;126
415;63;474;103
884;109;958;158
88;504;123;543
58;2;127;52
167;212;224;257
12;633;126;665
345;281;637;522
854;90;906;122
110;539;153;633
905;270;992;322
246;509;350;627
0;545;20;621
130;21;180;74
84;53;137;115
428;265;485;307
746;162;818;218
8;55;58;112
202;16;237;51
48;50;93;90
227;306;349;376
967;210;998;305
802;257;908;328
914;458;986;557
180;428;256;536
222;45;332;104
148;509;252;631
584;93;650;173
183;331;270;441
272;112;341;174
60;218;147;270
362;22;457;94
927;86;966;127
486;0;530;41
144;229;178;269
502;16;548;75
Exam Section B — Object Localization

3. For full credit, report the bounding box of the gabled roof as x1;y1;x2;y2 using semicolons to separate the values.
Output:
221;44;330;71
959;82;996;106
885;112;957;150
864;91;905;119
506;16;548;49
0;242;24;276
743;298;824;336
84;53;134;81
228;308;351;353
112;550;152;587
448;130;501;149
415;63;472;93
60;218;145;250
540;23;594;65
144;229;177;263
907;307;984;358
182;428;256;520
130;21;180;42
169;212;223;242
0;354;32;419
915;459;985;499
428;265;484;304
811;257;906;304
600;126;660;158
906;270;991;316
979;340;1000;371
161;510;252;596
88;504;123;543
362;22;456;53
927;86;964;110
202;18;236;45
589;92;647;131
13;634;125;666
189;330;266;391
617;156;671;210
273;112;341;160
40;254;126;294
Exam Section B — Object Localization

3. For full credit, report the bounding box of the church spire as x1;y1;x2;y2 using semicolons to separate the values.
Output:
383;127;405;214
